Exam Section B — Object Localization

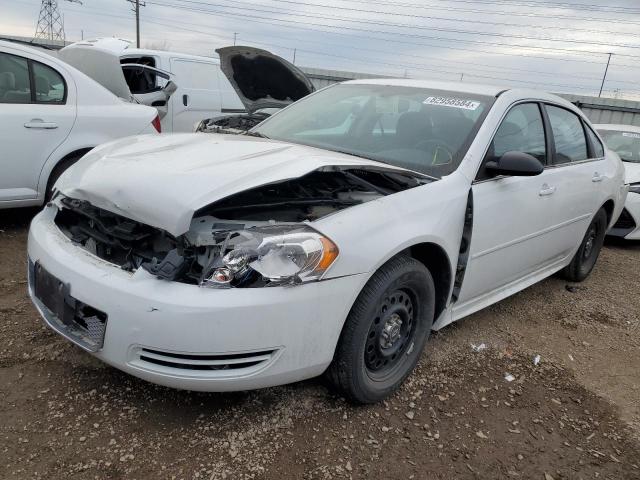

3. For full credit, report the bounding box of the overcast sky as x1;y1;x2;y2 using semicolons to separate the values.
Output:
3;0;640;100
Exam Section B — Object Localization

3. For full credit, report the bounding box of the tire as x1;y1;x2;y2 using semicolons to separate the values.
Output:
326;255;435;404
45;154;83;203
561;208;608;282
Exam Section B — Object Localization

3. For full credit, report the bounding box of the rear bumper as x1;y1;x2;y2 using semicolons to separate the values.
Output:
27;206;366;391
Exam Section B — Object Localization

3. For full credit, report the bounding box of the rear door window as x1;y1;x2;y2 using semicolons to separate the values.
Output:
32;61;65;103
585;125;605;158
0;52;31;104
546;105;588;164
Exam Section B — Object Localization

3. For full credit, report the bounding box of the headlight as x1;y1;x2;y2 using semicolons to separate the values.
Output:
201;225;339;288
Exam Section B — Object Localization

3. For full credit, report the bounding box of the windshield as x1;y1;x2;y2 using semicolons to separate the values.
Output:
598;129;640;163
253;83;493;177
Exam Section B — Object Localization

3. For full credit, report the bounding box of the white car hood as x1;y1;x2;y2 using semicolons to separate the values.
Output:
624;161;640;184
56;134;406;236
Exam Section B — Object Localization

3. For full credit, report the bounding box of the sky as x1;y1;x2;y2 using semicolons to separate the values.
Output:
2;0;640;100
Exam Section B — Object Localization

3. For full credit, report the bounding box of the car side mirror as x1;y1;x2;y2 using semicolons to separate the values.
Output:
485;151;544;177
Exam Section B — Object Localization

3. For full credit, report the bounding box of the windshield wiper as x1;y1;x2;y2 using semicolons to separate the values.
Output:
245;131;269;139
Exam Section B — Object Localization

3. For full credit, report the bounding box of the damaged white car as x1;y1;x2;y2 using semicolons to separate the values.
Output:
595;124;640;240
28;80;626;403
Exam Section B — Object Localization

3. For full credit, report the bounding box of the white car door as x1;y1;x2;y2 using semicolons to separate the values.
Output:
0;51;75;202
456;102;564;308
538;104;608;257
169;59;224;132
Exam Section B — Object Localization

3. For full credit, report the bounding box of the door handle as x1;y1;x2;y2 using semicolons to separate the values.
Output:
592;172;605;182
539;184;556;196
182;94;189;106
24;119;58;129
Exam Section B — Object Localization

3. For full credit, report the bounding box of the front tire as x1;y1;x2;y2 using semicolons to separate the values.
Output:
561;208;608;282
327;255;435;404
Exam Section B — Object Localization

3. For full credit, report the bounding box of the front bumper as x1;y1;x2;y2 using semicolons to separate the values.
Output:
609;192;640;240
27;206;366;391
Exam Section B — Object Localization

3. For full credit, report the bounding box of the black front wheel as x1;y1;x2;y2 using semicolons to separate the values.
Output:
326;255;435;404
562;208;608;282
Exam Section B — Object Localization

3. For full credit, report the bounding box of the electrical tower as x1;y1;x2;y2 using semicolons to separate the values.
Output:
34;0;82;42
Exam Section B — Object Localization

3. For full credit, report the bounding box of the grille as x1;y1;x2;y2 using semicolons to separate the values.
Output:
135;347;277;373
613;208;636;230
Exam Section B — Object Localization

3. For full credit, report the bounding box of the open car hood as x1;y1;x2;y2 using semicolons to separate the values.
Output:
216;46;315;114
55;134;423;237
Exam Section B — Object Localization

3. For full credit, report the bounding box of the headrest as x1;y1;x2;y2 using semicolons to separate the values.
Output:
396;111;432;142
35;75;50;95
0;71;16;89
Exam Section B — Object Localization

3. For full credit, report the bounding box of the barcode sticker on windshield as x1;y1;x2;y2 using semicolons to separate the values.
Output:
423;96;480;110
622;132;640;139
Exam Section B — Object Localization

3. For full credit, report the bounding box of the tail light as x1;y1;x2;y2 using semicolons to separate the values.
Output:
151;115;162;133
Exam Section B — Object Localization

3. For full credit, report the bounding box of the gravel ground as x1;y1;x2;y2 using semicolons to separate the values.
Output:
1;208;639;480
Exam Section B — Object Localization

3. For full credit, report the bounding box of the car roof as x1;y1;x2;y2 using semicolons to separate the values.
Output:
593;123;640;133
343;78;575;106
344;78;505;96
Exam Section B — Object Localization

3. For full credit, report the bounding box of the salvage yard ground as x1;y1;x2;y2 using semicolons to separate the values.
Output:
1;208;639;480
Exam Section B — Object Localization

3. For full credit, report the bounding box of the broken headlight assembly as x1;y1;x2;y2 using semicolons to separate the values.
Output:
199;225;339;288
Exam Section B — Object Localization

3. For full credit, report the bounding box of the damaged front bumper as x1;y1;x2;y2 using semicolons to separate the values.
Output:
27;206;366;391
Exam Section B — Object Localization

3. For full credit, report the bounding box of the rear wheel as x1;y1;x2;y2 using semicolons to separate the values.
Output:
326;255;435;404
561;208;608;282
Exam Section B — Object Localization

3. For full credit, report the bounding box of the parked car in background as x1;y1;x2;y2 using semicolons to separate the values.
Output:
195;46;315;133
0;39;160;209
595;124;640;240
28;80;626;403
59;38;251;133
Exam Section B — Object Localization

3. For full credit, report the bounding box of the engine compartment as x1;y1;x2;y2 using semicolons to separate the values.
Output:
54;167;429;288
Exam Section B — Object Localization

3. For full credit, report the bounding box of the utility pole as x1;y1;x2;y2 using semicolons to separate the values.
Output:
460;73;464;82
599;53;612;98
233;32;238;45
292;48;296;64
127;0;145;48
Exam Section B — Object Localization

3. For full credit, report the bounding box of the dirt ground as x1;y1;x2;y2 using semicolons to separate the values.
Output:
1;208;639;480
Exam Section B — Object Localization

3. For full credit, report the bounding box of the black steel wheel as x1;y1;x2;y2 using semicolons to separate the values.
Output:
326;255;435;404
562;208;608;282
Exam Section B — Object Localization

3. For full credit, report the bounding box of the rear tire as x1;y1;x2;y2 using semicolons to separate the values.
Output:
326;255;435;404
561;208;607;282
45;154;84;203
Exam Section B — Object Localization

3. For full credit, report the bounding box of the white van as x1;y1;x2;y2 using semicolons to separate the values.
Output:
59;38;246;132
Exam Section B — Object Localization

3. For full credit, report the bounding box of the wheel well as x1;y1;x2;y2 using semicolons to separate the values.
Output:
601;199;615;225
405;243;452;321
45;148;93;190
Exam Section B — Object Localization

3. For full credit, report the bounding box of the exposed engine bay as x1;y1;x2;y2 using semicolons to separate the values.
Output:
195;112;271;135
54;167;430;288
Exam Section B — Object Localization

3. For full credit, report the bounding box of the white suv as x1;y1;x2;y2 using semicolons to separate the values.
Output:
0;40;160;208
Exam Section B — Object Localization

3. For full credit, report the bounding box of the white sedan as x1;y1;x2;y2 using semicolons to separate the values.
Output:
0;40;160;208
595;124;640;240
28;80;626;403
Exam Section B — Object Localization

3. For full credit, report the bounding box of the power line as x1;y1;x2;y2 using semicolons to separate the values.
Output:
252;0;640;38
333;0;640;27
425;0;640;14
135;9;639;86
155;0;640;51
136;15;603;93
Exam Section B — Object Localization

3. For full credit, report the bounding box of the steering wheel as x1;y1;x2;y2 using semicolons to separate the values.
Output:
415;139;455;166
